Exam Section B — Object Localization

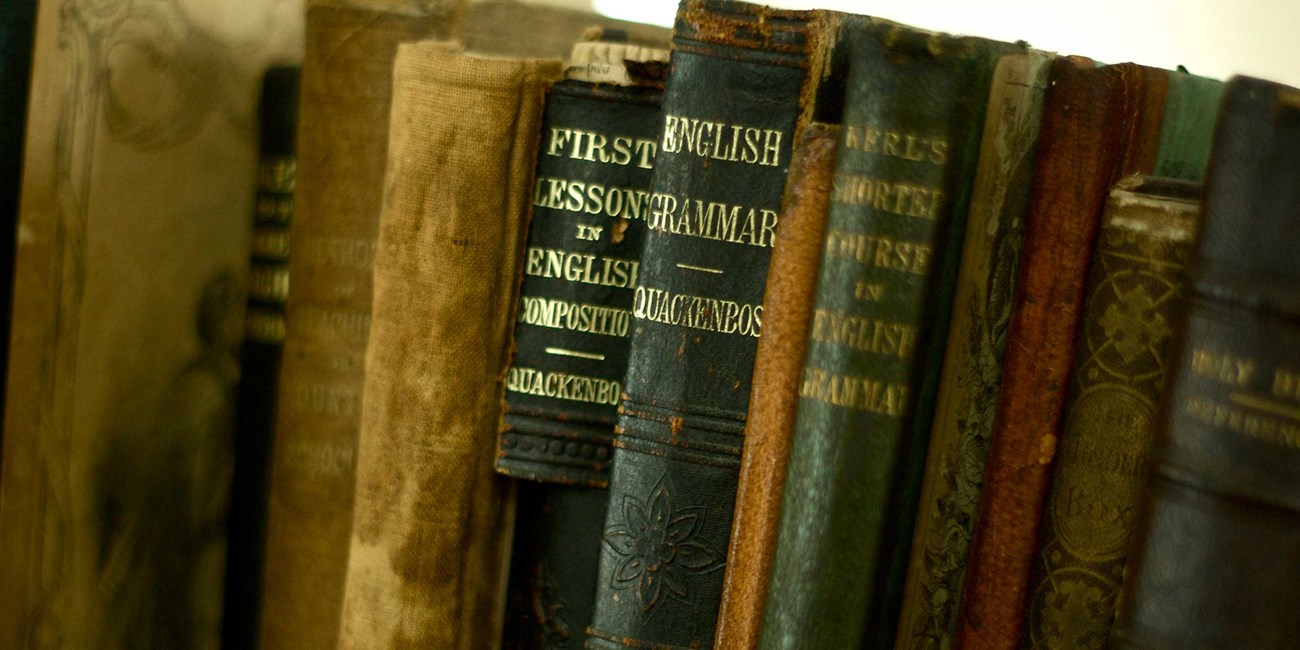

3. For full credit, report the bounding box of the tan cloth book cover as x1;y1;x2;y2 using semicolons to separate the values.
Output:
336;44;562;649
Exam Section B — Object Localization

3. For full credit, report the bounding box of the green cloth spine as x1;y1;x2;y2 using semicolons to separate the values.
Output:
761;26;1020;649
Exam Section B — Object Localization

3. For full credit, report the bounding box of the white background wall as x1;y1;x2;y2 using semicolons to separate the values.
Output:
590;0;1300;88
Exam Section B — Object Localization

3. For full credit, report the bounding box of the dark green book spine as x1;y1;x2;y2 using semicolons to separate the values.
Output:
585;2;827;647
762;27;1019;649
498;59;666;649
221;65;299;650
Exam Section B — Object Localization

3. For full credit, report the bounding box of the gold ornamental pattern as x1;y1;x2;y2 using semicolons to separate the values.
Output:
1026;180;1198;649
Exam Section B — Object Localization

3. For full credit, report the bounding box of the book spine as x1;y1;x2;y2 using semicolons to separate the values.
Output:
337;46;564;650
1112;76;1300;649
956;58;1168;649
761;28;1018;650
222;65;300;650
498;56;666;649
259;7;445;649
585;2;819;647
504;484;609;650
497;77;663;486
715;123;840;650
1022;176;1198;649
0;0;35;455
1152;72;1223;181
893;51;1051;650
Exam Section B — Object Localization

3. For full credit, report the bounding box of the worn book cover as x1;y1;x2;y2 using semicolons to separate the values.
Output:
257;7;453;649
956;58;1168;650
0;0;302;647
894;51;1052;650
260;6;673;648
1112;76;1300;649
499;37;669;650
762;25;1022;650
1022;175;1198;649
337;44;563;650
715;123;840;650
585;1;840;647
957;60;1221;649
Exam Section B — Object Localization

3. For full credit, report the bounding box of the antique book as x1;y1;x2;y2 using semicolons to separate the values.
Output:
893;51;1052;650
584;2;850;647
336;45;564;650
257;6;452;650
0;0;36;446
0;0;302;646
955;59;1174;649
1111;76;1300;649
498;37;669;650
1021;176;1198;649
260;4;669;647
221;66;300;650
714;123;841;650
761;26;1023;650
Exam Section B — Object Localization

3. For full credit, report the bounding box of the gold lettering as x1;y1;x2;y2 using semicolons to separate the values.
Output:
660;113;784;167
841;125;948;165
1273;368;1300;403
799;366;911;416
809;308;918;360
632;286;763;338
1185;395;1300;451
545;127;656;169
644;193;778;248
1189;348;1255;387
833;175;945;220
533;176;652;222
506;367;622;406
524;247;639;289
575;224;604;241
824;231;931;275
517;296;631;337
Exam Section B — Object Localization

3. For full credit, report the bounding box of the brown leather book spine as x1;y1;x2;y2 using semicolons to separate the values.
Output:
337;45;563;650
715;123;840;650
956;58;1167;649
259;7;447;649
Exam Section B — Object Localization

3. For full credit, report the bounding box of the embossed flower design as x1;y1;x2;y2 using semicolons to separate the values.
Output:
1038;577;1111;648
1100;284;1171;364
602;475;723;612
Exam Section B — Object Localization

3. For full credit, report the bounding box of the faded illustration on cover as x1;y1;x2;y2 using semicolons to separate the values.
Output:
0;0;302;647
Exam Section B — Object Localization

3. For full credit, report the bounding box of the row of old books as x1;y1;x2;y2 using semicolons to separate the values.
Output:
0;0;1297;649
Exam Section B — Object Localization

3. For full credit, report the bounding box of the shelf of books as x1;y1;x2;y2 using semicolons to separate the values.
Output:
0;0;1297;648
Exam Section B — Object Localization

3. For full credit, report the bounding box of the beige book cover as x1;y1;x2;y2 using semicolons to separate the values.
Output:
0;0;302;647
257;3;665;648
336;44;562;649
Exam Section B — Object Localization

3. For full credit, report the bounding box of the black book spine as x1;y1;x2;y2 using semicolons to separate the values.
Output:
585;2;823;647
1112;76;1300;648
221;65;299;650
498;69;665;649
0;0;36;454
